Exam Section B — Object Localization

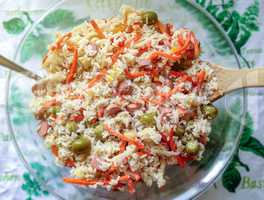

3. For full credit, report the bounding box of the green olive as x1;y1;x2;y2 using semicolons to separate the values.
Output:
66;121;78;132
139;112;156;126
71;136;91;154
142;11;158;25
174;126;185;137
201;104;218;120
48;106;60;115
185;140;199;155
94;124;104;140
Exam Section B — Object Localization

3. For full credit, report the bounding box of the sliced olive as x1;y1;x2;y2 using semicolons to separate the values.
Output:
139;112;156;126
94;124;104;140
66;121;77;132
201;104;218;120
185;140;199;155
174;126;185;137
142;11;158;25
71;136;91;154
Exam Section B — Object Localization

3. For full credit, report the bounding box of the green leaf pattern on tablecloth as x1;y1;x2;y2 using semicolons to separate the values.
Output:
2;9;86;63
196;0;260;54
3;18;27;34
21;163;49;200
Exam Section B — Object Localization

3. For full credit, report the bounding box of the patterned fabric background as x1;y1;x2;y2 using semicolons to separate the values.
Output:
0;0;264;199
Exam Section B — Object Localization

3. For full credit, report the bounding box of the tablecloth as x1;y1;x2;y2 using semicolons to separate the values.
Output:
0;0;264;199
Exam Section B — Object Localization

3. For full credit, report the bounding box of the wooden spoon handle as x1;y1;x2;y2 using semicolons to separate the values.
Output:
225;68;264;93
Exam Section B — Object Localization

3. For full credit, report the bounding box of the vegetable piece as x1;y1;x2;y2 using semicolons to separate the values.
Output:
89;20;105;39
124;68;146;79
63;178;97;185
119;141;127;153
142;11;158;25
66;121;78;132
71;136;91;154
174;126;185;137
51;32;72;50
185;140;199;155
105;105;122;117
104;124;144;149
51;144;59;157
169;128;176;151
47;106;60;115
38;121;49;137
87;68;108;88
66;46;78;83
94;124;104;140
196;70;206;89
127;178;136;193
139;112;156;127
201;104;218;120
149;51;181;62
64;159;76;168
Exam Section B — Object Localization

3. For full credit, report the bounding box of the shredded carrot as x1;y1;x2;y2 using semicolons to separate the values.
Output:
87;68;108;88
111;48;124;64
127;179;136;193
104;124;144;149
124;68;146;79
51;32;72;50
63;178;98;185
66;46;78;83
169;128;176;151
172;32;191;54
196;70;206;89
90;20;106;39
118;175;130;182
51;144;59;157
149;51;181;62
119;141;127;153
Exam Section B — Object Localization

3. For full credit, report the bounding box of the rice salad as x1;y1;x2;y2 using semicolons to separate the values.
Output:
32;5;219;193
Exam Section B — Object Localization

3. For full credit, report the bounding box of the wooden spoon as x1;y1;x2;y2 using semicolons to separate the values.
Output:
208;62;264;101
0;54;41;80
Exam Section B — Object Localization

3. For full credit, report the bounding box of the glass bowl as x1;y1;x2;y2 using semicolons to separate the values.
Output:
6;0;246;199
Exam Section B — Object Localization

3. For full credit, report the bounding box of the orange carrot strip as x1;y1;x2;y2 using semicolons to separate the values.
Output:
63;178;98;185
111;48;124;64
90;20;106;39
127;179;136;193
149;51;181;62
104;124;144;149
51;144;59;157
87;68;108;88
124;68;146;79
66;46;78;83
119;141;127;153
118;175;130;182
51;32;72;50
196;70;206;89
